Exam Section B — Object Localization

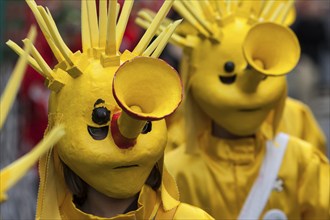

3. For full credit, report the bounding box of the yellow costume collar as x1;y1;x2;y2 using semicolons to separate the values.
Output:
60;185;159;219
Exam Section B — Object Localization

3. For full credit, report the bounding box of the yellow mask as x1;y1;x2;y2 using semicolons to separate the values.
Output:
9;0;182;200
137;1;300;137
189;20;298;136
52;57;181;198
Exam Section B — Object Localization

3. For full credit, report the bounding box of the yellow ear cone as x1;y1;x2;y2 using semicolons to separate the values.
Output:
243;22;300;76
112;56;182;148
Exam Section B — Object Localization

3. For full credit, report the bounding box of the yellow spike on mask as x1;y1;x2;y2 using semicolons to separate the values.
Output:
198;1;216;23
173;1;210;37
181;1;213;35
259;0;275;21
6;40;43;74
25;0;64;63
23;39;65;92
116;0;134;50
81;0;91;53
151;19;183;58
0;27;36;129
39;6;73;65
101;0;120;67
98;0;107;48
135;10;196;49
142;26;169;57
86;0;99;49
269;3;285;22
0;125;65;202
280;0;295;24
22;38;53;79
105;0;118;56
133;0;174;55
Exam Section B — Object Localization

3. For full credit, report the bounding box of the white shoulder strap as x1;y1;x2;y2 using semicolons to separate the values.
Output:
238;132;289;220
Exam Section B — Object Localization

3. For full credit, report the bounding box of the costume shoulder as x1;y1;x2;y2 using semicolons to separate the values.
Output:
282;97;327;153
285;134;329;219
286;134;328;164
174;202;214;220
165;144;206;176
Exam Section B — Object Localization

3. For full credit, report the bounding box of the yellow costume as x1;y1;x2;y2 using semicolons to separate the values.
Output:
280;97;327;153
166;129;329;219
137;1;329;219
7;0;214;219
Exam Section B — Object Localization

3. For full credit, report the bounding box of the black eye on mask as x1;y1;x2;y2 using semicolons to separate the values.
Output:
224;61;235;73
141;121;152;134
92;107;110;125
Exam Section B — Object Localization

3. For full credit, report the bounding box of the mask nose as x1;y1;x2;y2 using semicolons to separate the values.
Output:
110;107;146;149
238;66;266;93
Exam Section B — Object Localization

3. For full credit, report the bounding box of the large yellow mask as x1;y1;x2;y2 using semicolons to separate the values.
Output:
8;0;182;199
189;21;299;136
138;1;300;137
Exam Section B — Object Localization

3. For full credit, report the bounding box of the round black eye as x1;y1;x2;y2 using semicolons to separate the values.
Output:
92;107;110;125
141;121;152;134
224;61;235;73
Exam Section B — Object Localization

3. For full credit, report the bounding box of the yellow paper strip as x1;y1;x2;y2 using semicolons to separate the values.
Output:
81;0;91;53
152;19;182;58
173;1;210;37
0;27;36;129
86;0;100;48
142;25;169;57
39;7;73;65
270;3;285;22
181;1;213;35
6;40;43;74
23;38;53;79
281;0;294;24
0;125;65;201
259;0;275;21
116;0;134;50
133;0;174;55
25;0;63;63
99;0;107;48
135;16;192;48
105;0;118;56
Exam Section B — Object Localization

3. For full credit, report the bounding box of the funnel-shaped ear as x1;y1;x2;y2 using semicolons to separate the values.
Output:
111;57;182;148
243;22;300;76
113;57;182;120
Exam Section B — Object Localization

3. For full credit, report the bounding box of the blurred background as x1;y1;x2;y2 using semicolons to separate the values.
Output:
0;0;329;219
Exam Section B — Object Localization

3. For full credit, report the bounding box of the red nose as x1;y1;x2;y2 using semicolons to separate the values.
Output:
110;112;136;149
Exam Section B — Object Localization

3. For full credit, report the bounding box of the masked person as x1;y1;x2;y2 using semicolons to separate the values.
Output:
7;0;214;219
137;1;329;219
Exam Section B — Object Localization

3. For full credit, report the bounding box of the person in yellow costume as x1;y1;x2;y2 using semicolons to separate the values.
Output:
137;0;327;154
137;1;329;219
7;0;214;219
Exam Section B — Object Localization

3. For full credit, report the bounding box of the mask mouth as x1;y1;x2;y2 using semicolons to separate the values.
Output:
114;164;139;169
87;125;109;140
238;107;262;112
219;75;237;84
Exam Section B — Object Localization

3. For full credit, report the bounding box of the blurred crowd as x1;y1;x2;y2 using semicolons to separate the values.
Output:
0;0;329;219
